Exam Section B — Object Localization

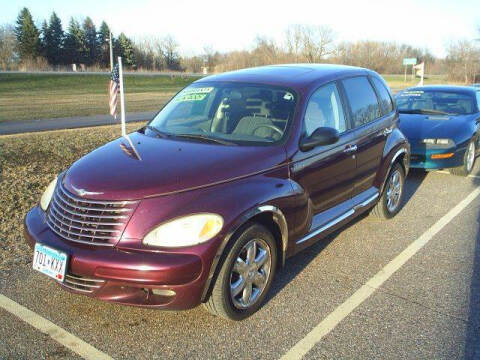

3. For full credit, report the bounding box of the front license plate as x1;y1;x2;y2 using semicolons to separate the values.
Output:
33;243;67;282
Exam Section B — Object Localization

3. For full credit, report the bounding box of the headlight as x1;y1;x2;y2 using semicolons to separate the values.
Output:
421;138;454;147
143;213;224;248
40;177;57;211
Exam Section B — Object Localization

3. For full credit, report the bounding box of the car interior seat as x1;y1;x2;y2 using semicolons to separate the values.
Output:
233;116;282;140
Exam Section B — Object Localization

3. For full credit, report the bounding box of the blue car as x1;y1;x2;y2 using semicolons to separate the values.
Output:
396;86;480;176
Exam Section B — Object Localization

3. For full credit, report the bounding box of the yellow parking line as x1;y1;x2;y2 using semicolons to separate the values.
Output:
0;294;113;360
281;186;480;360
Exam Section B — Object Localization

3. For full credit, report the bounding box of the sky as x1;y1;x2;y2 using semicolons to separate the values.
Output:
2;0;480;58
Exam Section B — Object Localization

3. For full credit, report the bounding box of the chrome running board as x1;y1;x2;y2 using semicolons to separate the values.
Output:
296;191;379;245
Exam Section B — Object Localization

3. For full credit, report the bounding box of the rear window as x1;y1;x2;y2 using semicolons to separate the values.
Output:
342;77;381;127
371;77;394;114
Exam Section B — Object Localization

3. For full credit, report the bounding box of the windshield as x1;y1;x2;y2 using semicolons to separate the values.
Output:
147;82;297;145
395;90;475;115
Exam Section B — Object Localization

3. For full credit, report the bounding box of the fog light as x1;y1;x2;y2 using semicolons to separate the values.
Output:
151;289;176;297
431;153;454;159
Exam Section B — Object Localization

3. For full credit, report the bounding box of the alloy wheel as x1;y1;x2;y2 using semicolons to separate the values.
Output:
466;141;475;172
230;238;271;309
386;169;403;213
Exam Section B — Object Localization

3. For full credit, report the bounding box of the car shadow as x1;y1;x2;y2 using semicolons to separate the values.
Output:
403;168;428;204
265;169;428;305
464;175;480;359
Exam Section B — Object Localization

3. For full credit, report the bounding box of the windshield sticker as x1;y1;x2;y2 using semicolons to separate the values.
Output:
183;87;213;94
176;93;208;102
399;90;424;97
175;87;213;102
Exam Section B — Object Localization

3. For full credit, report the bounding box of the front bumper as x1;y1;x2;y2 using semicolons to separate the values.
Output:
409;146;465;169
24;206;212;310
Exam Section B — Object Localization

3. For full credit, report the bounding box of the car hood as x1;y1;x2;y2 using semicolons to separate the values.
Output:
63;132;286;200
398;113;469;140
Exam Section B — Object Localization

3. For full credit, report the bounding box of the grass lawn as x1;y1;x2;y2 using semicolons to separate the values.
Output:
0;73;200;122
383;74;460;92
0;72;461;123
0;122;145;270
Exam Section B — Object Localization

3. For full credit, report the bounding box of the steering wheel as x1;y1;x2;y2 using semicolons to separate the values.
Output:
252;124;284;137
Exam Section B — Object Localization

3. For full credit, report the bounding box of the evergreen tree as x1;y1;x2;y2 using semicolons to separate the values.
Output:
97;21;111;68
64;18;88;65
14;7;40;60
40;20;48;58
117;32;136;68
82;17;97;66
43;12;64;65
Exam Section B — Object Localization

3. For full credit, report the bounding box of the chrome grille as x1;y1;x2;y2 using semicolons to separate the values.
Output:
47;182;138;246
62;273;105;293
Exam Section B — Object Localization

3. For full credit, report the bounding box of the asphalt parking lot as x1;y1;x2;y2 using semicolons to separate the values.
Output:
1;165;479;359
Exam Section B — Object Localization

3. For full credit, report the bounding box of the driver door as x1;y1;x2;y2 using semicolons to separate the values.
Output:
291;82;357;215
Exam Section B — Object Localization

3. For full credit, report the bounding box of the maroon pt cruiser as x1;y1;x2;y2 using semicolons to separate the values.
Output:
25;64;410;320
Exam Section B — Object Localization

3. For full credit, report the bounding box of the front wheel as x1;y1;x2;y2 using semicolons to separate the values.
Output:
203;223;277;320
371;163;405;219
449;140;476;177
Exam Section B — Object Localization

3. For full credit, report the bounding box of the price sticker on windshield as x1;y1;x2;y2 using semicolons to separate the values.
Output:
175;87;214;102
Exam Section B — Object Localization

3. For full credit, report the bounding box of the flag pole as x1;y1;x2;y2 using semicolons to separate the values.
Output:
109;32;113;71
118;56;127;137
117;56;141;160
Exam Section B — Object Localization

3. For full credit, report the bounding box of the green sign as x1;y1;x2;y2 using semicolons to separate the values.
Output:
403;58;417;66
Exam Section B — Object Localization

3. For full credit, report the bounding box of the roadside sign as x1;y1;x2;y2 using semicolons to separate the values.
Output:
403;58;417;66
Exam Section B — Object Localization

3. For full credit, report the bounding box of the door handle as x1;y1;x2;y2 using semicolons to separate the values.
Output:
383;127;393;136
343;144;358;153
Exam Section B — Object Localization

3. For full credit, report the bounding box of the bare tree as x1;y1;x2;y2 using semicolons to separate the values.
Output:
203;45;220;72
159;35;182;71
284;24;335;63
445;39;480;83
182;55;203;73
251;36;280;66
285;25;303;61
0;24;18;70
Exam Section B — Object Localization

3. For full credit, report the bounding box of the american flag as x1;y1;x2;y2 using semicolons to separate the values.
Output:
109;64;120;118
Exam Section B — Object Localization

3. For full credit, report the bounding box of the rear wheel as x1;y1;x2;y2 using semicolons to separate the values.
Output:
449;140;476;177
203;223;277;320
371;163;405;219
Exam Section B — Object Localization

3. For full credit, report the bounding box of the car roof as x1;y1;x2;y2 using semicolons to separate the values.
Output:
195;64;374;92
401;85;478;95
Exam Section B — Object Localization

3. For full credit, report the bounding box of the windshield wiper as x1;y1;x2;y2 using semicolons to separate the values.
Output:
399;109;451;115
146;125;172;138
174;133;237;146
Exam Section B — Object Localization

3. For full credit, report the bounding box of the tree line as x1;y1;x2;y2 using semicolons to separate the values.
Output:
10;7;138;69
4;7;181;71
1;7;479;82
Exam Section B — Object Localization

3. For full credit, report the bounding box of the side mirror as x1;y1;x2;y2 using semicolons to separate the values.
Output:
299;127;340;152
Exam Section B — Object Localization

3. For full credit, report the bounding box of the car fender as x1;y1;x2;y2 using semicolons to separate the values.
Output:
199;203;289;302
374;128;410;193
454;119;478;152
196;172;301;301
120;165;301;302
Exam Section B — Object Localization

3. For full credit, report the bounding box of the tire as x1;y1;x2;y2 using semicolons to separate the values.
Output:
203;223;277;321
371;163;405;219
449;140;476;177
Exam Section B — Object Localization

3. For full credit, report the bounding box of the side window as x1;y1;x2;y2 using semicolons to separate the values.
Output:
371;77;394;114
342;76;381;127
304;82;346;136
476;91;480;112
